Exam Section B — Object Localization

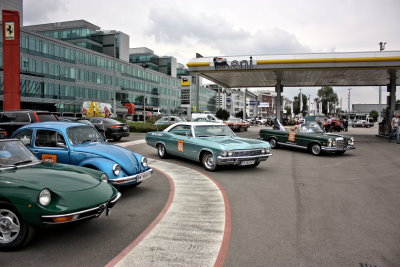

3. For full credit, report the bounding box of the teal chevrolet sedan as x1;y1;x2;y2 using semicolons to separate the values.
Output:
0;139;121;250
259;122;355;156
146;122;272;171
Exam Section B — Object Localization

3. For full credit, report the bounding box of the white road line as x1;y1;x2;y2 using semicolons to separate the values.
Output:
117;139;146;147
115;159;226;267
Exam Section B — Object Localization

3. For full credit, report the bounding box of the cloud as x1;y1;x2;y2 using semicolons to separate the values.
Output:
23;0;67;25
146;7;310;57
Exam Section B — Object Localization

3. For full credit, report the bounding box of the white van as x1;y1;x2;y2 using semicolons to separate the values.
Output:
191;113;223;123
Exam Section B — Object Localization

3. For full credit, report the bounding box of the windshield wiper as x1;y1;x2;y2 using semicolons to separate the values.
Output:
14;160;33;166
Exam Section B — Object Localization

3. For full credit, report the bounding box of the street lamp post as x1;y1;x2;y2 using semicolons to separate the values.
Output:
348;88;352;113
378;42;386;122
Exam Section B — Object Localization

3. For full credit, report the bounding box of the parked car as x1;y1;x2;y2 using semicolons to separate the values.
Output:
11;122;152;186
145;122;272;171
85;117;129;141
0;139;121;250
154;116;187;126
352;120;374;128
259;122;355;156
0;110;58;137
58;116;94;126
224;118;249;131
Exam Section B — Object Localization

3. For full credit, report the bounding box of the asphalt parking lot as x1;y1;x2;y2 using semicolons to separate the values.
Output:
2;124;399;267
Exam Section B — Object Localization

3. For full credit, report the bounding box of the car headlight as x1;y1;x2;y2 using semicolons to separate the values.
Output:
327;138;333;147
39;189;51;206
266;149;271;154
348;137;354;145
227;150;233;157
100;173;109;182
141;157;148;168
260;148;266;154
221;151;228;157
113;164;121;176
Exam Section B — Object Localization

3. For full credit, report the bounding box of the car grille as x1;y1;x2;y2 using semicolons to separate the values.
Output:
232;149;262;157
336;138;345;149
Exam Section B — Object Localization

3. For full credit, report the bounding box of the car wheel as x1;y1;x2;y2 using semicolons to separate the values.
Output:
113;136;122;141
0;202;35;251
310;143;322;156
268;138;279;149
157;144;168;159
201;152;219;171
244;127;248;131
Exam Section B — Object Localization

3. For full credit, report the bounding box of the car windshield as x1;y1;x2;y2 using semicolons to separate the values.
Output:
0;140;39;167
194;125;235;137
227;118;241;122
67;126;105;145
299;122;325;134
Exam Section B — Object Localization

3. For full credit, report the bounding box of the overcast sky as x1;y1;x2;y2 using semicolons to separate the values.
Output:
23;0;400;105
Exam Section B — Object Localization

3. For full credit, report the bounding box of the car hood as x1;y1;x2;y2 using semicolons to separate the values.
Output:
1;163;102;192
311;133;353;139
201;136;270;149
73;143;139;169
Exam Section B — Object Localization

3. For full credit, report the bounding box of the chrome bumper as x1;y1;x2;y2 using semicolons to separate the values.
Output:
42;192;122;224
321;145;355;152
217;153;272;166
110;168;153;185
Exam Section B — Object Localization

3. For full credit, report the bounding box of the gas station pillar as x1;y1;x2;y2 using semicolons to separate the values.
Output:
2;10;21;111
275;79;282;121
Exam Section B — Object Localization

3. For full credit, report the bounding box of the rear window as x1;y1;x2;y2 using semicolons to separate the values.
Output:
103;118;121;125
37;113;58;122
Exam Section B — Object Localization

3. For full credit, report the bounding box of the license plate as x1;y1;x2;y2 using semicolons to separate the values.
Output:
123;126;128;130
137;175;143;182
240;160;255;166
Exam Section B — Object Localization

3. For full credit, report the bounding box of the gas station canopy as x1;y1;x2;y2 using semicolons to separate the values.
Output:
187;51;400;88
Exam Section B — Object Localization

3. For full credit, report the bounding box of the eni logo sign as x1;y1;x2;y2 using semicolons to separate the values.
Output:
5;22;15;40
213;56;253;70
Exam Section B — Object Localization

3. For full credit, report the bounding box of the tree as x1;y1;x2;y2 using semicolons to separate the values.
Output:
317;86;338;115
284;105;292;117
216;108;230;120
293;93;308;116
369;110;379;122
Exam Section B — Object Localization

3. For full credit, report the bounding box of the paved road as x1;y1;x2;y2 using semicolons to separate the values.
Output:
2;125;399;267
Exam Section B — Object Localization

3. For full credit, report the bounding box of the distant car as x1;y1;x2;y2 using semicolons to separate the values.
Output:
352;120;374;128
0;110;59;137
11;122;152;186
86;117;129;141
0;139;121;250
154;116;187;126
259;122;355;156
224;118;249;131
146;122;272;171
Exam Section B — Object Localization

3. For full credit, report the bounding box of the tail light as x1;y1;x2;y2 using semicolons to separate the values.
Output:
110;125;123;129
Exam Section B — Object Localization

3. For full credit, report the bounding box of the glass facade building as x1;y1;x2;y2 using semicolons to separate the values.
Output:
0;24;182;114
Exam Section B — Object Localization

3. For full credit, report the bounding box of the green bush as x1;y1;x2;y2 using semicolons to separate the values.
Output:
127;121;169;132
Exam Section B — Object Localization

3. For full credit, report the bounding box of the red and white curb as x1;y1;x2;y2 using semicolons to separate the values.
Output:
106;159;230;266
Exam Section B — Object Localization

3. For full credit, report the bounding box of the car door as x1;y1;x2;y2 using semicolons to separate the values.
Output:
166;124;196;159
31;129;70;163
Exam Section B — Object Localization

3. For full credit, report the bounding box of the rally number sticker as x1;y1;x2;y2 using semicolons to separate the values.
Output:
288;132;296;142
177;140;184;152
42;154;57;163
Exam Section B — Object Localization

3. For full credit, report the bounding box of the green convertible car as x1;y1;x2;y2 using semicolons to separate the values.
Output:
0;139;121;251
146;122;272;171
259;122;355;156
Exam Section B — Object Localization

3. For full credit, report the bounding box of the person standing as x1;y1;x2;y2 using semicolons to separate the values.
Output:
389;112;400;144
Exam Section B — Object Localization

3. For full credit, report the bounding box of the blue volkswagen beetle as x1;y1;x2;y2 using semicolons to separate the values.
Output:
11;122;152;186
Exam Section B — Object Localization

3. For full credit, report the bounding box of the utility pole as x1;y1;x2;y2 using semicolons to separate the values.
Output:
299;88;303;116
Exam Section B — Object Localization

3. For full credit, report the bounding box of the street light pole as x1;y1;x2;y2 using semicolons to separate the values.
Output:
347;88;352;113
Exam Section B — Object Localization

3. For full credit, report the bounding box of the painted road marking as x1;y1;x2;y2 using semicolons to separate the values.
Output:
117;139;146;147
107;159;229;266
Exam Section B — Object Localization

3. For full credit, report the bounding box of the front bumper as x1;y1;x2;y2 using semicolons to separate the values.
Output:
110;168;153;185
217;153;272;166
321;145;355;152
41;192;122;224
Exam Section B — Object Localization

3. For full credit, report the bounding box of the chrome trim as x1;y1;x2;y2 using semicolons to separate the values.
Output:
321;145;355;152
110;168;153;185
217;153;272;160
110;192;122;204
0;161;41;170
277;142;308;150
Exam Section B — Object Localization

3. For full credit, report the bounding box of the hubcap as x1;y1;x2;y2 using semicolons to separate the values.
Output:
204;154;216;170
158;145;165;156
312;145;321;155
0;209;20;244
270;139;276;148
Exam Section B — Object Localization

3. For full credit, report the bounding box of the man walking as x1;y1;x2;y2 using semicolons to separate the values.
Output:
389;112;400;144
